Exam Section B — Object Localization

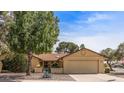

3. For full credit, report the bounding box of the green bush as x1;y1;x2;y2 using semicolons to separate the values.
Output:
31;69;35;73
104;63;110;73
105;67;110;73
52;62;60;68
104;63;109;68
2;53;27;72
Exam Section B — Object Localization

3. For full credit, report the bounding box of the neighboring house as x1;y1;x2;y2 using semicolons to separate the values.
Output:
31;48;107;74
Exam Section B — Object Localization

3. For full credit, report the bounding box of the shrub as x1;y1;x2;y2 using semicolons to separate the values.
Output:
52;62;60;68
31;69;35;73
104;63;110;73
104;63;109;68
105;67;110;73
2;53;27;72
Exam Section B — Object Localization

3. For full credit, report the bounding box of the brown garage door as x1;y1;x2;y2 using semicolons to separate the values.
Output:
63;61;98;74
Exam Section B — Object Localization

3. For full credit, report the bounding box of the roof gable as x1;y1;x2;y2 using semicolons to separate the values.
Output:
32;53;68;61
62;48;107;60
32;48;107;61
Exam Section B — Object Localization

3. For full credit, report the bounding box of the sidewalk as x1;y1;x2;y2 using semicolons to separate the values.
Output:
97;74;124;82
69;74;124;82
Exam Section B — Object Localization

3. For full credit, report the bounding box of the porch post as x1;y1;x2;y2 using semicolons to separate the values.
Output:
42;61;44;72
60;60;64;73
97;60;100;73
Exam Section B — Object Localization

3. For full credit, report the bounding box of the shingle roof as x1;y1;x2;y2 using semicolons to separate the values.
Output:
32;53;68;61
60;48;108;59
32;48;108;62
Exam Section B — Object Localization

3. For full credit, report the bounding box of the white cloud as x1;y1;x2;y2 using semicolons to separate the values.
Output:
54;12;124;52
86;13;112;24
57;32;124;52
75;13;112;25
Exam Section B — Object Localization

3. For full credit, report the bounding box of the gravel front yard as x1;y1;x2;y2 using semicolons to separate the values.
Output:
0;73;75;82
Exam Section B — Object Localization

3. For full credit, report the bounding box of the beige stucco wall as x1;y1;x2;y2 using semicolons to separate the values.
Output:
34;68;42;73
31;57;41;68
63;49;105;61
51;68;63;73
31;57;43;72
98;60;104;73
63;49;105;74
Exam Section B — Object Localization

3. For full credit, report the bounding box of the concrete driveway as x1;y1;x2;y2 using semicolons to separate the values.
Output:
69;74;124;82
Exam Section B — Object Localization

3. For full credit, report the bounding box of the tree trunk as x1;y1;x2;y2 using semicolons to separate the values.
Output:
26;51;32;76
107;60;113;71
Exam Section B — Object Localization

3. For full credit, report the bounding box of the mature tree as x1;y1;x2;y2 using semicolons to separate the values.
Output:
101;48;116;71
0;12;13;60
56;41;79;53
80;43;85;49
0;12;13;43
115;42;124;61
7;11;59;75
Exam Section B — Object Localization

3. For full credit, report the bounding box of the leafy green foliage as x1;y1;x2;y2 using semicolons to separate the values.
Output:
52;62;60;68
115;42;124;61
56;41;79;53
101;48;116;71
0;12;13;61
101;43;124;62
104;67;110;73
0;11;13;43
2;53;27;72
101;48;116;61
80;44;85;49
0;42;9;55
8;11;59;54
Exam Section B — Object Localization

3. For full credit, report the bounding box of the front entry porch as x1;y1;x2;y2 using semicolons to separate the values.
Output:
33;60;64;74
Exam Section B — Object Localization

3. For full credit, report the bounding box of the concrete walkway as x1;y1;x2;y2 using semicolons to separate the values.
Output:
69;74;124;82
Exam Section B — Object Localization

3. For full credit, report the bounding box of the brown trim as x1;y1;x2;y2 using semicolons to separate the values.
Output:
32;54;67;62
32;55;43;61
59;48;108;60
32;55;59;62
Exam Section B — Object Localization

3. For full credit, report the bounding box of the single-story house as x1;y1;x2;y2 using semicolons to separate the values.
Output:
31;48;107;74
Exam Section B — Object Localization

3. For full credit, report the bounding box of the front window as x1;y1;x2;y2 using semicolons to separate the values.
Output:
51;62;60;68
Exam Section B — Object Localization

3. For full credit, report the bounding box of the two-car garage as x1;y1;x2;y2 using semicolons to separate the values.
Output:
63;60;98;74
63;48;105;74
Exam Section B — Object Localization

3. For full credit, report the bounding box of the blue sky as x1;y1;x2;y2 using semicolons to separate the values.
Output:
54;11;124;52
